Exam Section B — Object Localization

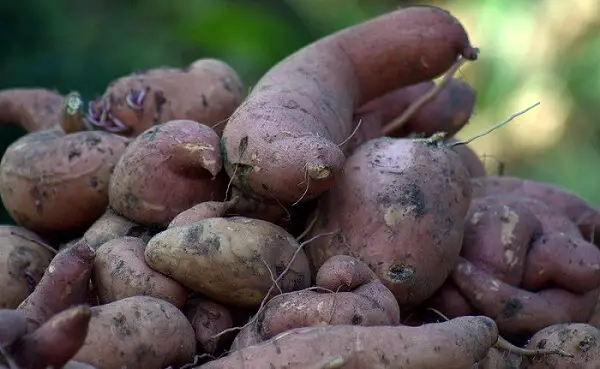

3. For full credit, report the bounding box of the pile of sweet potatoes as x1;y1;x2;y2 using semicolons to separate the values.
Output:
1;5;599;369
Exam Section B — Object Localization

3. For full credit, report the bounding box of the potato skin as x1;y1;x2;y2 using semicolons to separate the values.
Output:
83;208;155;250
182;296;235;355
168;198;238;228
223;6;477;204
307;137;472;308
0;225;54;308
0;88;64;132
0;128;130;234
72;296;196;369
145;217;311;308
93;236;189;307
201;316;498;369
523;323;600;368
91;58;244;137
109;120;226;227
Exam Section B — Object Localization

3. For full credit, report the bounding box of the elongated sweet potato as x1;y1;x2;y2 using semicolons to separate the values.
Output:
222;6;477;204
232;255;400;350
93;236;188;307
145;216;311;308
306;137;472;308
471;176;600;244
72;296;196;369
0;88;65;132
0;225;55;308
0;126;130;235
109;120;226;227
18;239;95;330
82;208;155;250
200;316;498;369
88;59;244;137
523;323;600;368
11;305;91;369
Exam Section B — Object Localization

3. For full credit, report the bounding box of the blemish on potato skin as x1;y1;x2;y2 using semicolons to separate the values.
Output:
500;205;519;246
387;263;415;282
501;298;523;318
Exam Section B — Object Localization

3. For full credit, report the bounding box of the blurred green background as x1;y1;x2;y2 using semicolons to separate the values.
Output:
1;0;599;225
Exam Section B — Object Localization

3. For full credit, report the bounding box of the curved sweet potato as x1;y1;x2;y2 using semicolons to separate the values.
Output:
523;323;600;368
72;296;196;369
232;255;400;350
306;137;472;308
145;216;311;308
108;120;226;227
89;58;244;137
0;127;130;235
93;236;189;307
471;176;600;244
222;6;477;204
0;225;55;308
200;316;498;369
0;88;65;132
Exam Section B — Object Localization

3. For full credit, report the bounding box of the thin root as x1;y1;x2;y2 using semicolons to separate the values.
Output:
337;119;362;147
224;164;239;202
263;258;283;294
296;213;319;241
292;165;311;207
383;57;467;135
449;102;541;148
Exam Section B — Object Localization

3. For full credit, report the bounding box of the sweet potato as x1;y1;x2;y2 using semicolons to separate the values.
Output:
82;208;155;250
0;225;55;308
0;88;65;132
144;216;311;308
429;195;600;338
88;58;244;137
589;297;600;328
0;126;130;235
231;255;400;350
11;305;91;369
523;323;600;368
108;119;226;227
306;137;472;308
446;137;487;177
168;198;239;228
93;236;188;307
72;296;196;369
200;316;498;369
182;296;235;355
18;239;95;330
222;6;477;204
355;78;476;138
471;176;600;244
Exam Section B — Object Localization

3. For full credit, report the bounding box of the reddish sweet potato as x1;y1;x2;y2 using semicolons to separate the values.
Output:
72;296;196;369
0;127;130;235
168;198;239;228
232;255;400;350
306;137;472;309
93;236;188;307
471;176;600;244
0;225;55;308
446;138;487;177
11;305;91;369
109;119;227;227
0;88;65;132
18;239;95;330
182;296;235;355
82;208;155;250
429;195;600;338
88;59;244;137
222;6;477;205
200;316;498;369
523;323;600;368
